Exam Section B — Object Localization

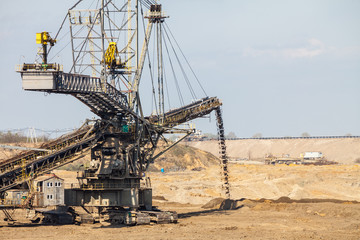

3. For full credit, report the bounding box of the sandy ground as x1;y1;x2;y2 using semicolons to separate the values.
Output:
149;164;360;204
1;164;360;239
1;200;360;240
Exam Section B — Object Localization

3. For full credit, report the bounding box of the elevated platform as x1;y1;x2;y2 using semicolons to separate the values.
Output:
17;66;130;118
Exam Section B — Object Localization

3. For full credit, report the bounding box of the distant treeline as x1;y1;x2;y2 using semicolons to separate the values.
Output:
0;131;49;143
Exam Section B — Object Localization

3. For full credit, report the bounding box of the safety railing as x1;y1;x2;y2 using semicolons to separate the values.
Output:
57;73;102;92
77;182;141;190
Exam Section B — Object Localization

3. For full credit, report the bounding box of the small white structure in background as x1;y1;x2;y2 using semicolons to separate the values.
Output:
33;173;64;207
303;152;323;159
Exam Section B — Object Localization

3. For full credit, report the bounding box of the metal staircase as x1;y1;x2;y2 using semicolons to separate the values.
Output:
19;70;131;118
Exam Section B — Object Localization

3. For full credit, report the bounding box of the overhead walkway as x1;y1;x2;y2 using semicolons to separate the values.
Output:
18;68;130;118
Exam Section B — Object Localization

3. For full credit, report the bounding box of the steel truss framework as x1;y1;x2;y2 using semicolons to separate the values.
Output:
3;0;230;225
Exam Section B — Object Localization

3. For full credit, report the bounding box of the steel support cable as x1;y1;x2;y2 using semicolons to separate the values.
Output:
156;23;163;116
139;0;151;9
152;24;156;84
160;23;165;116
48;0;85;55
56;30;71;43
162;31;184;106
156;23;160;115
140;3;158;116
141;0;153;9
163;62;172;110
144;0;155;5
149;28;156;115
164;27;197;100
163;27;197;100
48;38;72;62
164;22;207;96
150;26;157;114
140;1;151;9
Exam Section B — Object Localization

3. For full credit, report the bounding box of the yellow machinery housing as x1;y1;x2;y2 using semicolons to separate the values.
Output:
36;32;56;64
104;42;124;69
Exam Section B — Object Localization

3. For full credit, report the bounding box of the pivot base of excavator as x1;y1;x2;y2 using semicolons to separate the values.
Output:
99;209;177;225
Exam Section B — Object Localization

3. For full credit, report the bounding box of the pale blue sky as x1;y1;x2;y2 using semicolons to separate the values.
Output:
0;0;359;137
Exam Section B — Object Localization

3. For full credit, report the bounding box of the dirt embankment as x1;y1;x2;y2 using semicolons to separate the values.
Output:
0;142;218;172
151;143;218;171
187;138;360;164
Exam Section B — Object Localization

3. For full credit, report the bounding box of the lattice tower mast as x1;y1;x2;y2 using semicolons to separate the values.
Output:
69;0;138;95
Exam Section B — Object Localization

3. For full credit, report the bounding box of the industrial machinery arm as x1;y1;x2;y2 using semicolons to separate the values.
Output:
36;32;56;64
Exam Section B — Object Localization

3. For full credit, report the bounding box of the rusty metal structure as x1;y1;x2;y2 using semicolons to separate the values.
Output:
0;0;230;225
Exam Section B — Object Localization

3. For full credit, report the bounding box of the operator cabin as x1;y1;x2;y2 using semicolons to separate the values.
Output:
33;173;64;207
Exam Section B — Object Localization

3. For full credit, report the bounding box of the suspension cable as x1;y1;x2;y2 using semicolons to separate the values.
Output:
163;26;197;100
48;0;85;55
164;22;207;96
163;60;171;110
162;30;184;106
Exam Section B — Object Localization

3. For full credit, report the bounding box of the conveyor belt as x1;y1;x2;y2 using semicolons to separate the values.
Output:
215;107;230;199
0;125;97;193
149;97;231;198
148;97;222;127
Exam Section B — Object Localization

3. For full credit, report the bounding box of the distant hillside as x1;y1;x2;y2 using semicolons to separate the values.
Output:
187;138;360;164
151;143;218;171
0;142;219;171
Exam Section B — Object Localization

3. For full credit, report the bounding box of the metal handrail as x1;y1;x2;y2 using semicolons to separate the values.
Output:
78;183;140;190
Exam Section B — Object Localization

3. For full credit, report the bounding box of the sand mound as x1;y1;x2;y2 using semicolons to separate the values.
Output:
201;198;225;209
152;195;168;201
201;198;240;210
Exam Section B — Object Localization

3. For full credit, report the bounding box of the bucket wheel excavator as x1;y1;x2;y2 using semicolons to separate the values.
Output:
1;0;230;225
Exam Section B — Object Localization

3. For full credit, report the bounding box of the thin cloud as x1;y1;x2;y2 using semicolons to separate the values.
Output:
243;38;326;59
